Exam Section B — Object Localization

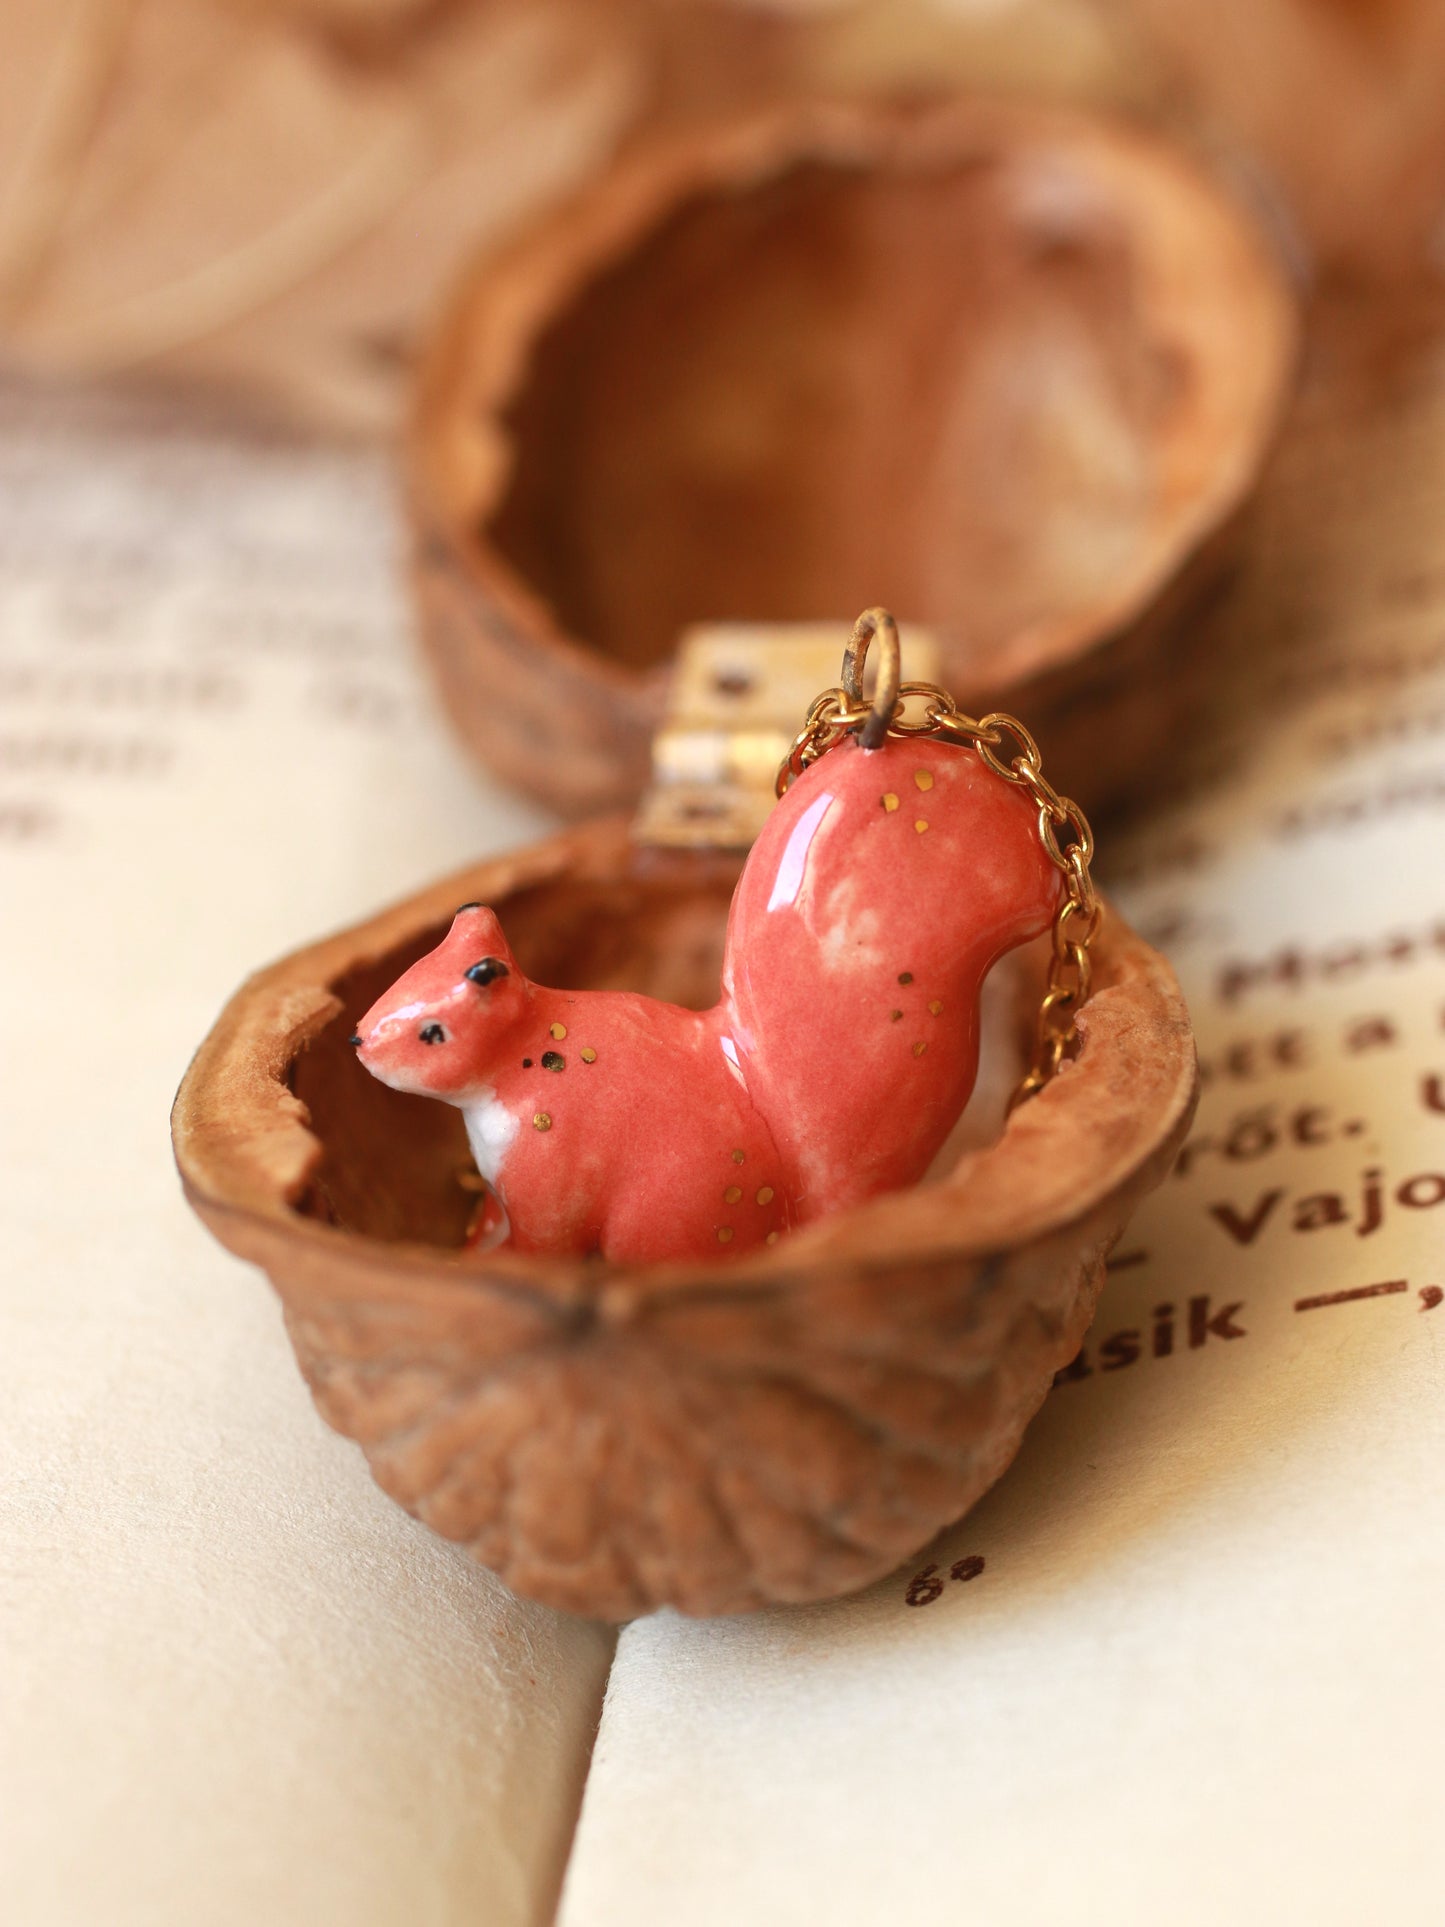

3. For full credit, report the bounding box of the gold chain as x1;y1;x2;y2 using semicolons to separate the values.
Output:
776;628;1100;1108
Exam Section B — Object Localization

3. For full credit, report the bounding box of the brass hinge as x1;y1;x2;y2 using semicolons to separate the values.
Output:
633;620;939;849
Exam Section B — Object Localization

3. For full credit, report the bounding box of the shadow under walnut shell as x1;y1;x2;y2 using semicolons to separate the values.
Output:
172;820;1197;1620
409;98;1297;822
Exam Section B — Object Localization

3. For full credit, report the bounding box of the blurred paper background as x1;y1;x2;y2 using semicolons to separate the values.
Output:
1;0;1442;433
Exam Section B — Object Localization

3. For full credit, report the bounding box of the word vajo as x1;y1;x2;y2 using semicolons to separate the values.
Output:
1208;1165;1445;1245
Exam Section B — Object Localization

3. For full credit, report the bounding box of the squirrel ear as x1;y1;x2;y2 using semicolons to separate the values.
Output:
449;904;517;978
451;902;507;942
465;957;510;987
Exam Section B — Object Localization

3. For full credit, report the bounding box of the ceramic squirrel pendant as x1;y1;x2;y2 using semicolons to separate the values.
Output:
354;730;1060;1263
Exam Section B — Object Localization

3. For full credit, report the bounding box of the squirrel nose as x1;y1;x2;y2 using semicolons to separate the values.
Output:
348;1032;362;1047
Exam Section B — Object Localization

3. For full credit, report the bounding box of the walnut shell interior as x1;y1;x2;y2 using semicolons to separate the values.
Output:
410;100;1297;819
173;821;1197;1618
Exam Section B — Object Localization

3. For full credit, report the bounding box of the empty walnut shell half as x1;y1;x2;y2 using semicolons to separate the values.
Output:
172;820;1197;1619
409;98;1297;822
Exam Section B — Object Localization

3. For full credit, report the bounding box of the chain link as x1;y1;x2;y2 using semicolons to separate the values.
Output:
776;679;1100;1108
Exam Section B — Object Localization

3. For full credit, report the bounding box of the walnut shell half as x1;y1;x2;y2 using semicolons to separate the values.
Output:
171;820;1197;1618
408;97;1297;822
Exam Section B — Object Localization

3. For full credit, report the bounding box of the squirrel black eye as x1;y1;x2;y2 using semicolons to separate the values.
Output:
419;1022;447;1045
466;957;509;987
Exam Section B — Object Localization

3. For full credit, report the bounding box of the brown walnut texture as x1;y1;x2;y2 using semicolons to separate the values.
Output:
172;820;1198;1619
408;97;1297;823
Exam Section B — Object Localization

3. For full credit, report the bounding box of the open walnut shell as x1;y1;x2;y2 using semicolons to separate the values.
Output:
172;820;1197;1619
409;98;1297;822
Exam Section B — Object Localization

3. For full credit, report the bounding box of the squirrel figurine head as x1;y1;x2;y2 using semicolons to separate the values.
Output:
353;905;524;1101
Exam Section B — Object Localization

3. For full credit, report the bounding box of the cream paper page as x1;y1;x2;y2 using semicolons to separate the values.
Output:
558;344;1445;1922
0;380;614;1927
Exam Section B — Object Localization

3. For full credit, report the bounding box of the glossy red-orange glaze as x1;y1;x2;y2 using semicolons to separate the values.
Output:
356;736;1058;1262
